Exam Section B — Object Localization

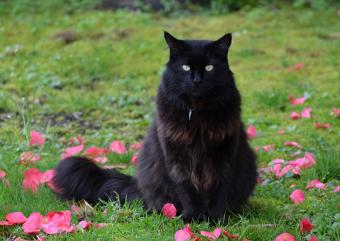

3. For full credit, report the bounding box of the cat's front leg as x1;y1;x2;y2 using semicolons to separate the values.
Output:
173;184;203;222
206;185;232;223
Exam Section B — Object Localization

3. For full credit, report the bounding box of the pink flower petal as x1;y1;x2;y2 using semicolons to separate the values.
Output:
330;107;340;117
95;223;108;229
14;238;29;241
303;152;316;168
314;122;331;129
301;108;312;118
0;169;6;179
271;159;285;165
333;186;340;193
6;212;27;224
41;170;55;184
109;141;126;154
306;179;326;190
263;144;275;152
222;230;239;239
309;236;318;241
19;152;41;165
42;210;71;235
79;220;91;230
290;189;305;205
0;220;16;226
131;154;138;166
61;144;84;159
300;218;313;233
200;228;222;240
289;95;306;105
284;141;303;149
290;112;301;120
85;147;110;158
22;168;43;192
94;156;108;164
129;142;142;151
162;203;177;219
175;225;195;241
277;130;286;135
294;62;304;70
29;131;45;147
67;225;78;233
22;212;43;235
274;232;296;241
247;125;256;139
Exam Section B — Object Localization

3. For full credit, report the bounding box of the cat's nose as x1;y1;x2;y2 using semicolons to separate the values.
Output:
192;76;202;85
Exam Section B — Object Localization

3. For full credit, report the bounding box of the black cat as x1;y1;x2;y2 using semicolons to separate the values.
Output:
53;32;257;222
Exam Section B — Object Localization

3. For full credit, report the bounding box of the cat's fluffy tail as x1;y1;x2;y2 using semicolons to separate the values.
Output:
53;156;140;204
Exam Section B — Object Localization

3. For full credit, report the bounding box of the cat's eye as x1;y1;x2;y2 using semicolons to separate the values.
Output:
205;65;214;71
182;65;190;71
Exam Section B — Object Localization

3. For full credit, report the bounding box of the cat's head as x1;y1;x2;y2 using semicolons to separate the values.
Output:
162;32;235;109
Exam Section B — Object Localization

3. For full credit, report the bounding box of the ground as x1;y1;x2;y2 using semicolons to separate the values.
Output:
0;3;339;241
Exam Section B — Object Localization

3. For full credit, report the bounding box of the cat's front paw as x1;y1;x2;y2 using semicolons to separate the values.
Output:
182;210;203;223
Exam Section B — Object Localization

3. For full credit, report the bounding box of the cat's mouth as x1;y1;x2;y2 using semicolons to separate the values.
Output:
190;98;209;110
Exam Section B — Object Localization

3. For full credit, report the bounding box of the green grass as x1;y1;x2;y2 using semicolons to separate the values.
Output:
0;2;340;241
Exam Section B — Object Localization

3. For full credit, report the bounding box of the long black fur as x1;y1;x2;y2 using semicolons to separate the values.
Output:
53;32;257;222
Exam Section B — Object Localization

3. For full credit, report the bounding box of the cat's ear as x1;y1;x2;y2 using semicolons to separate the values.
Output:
213;33;232;52
164;31;185;53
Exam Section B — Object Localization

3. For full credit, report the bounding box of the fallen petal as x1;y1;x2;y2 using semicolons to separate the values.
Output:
290;112;301;120
175;225;194;241
109;141;126;154
301;108;312;118
42;210;71;235
95;223;108;229
162;203;177;219
263;144;275;152
0;169;6;179
41;170;55;184
306;179;326;190
330;107;340;117
85;147;110;158
247;125;256;139
19;152;41;165
6;212;27;224
314;122;331;129
201;228;222;240
0;220;16;226
289;95;306;105
284;141;303;149
277;130;286;135
79;220;91;230
61;144;84;159
290;189;305;205
131;154;138;166
94;156;108;164
22;212;43;235
29;131;45;147
333;186;340;193
222;230;239;239
274;232;296;241
300;218;313;233
294;62;304;70
22;168;43;192
129;142;142;151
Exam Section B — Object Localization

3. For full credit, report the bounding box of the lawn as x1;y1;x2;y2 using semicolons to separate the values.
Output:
0;2;339;240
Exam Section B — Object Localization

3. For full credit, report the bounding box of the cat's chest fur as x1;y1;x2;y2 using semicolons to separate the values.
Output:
157;111;238;191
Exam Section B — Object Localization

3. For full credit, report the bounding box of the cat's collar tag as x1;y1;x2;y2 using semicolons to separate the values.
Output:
188;108;192;121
